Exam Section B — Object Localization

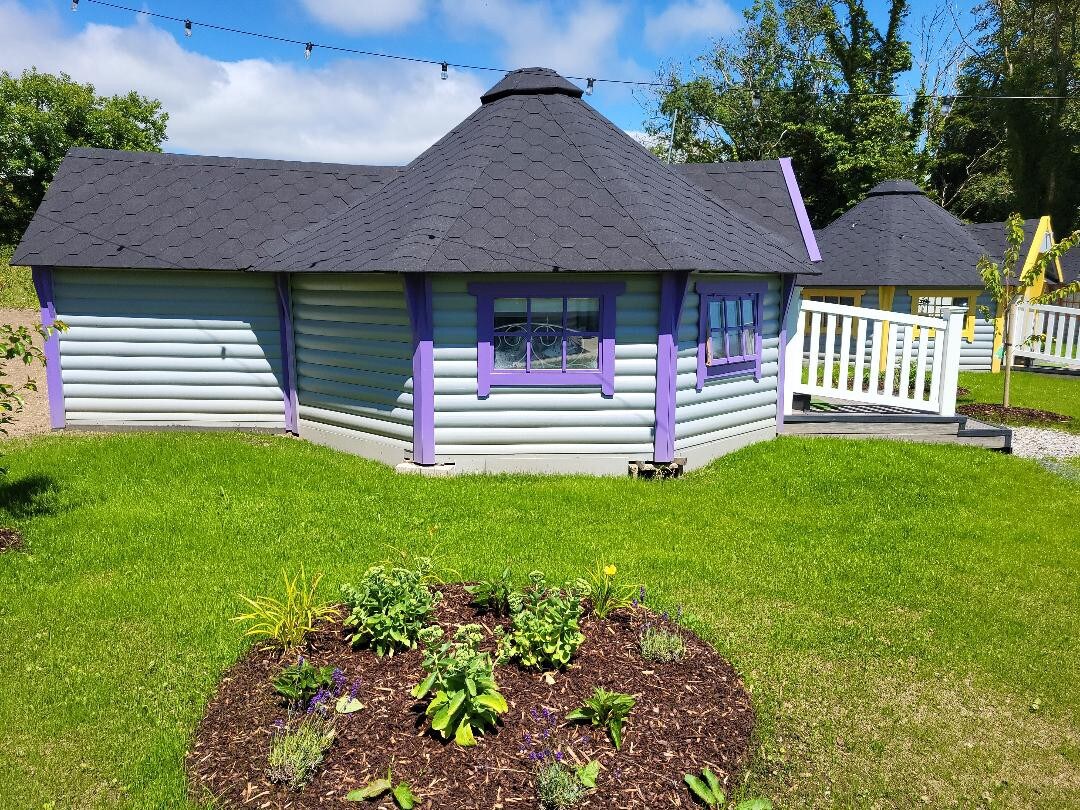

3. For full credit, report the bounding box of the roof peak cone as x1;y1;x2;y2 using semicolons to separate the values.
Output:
480;68;584;103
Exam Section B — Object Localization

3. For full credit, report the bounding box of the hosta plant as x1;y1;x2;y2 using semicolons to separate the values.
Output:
565;687;635;750
411;624;507;746
496;571;585;670
272;658;337;706
233;567;340;653
684;769;725;808
340;561;441;656
347;766;417;808
576;562;637;618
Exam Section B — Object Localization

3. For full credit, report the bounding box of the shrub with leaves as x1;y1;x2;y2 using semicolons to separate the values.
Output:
233;567;340;653
0;321;65;437
565;687;635;750
272;658;338;706
639;624;686;663
496;571;585;670
340;561;441;657
466;566;515;616
576;563;637;619
411;624;507;747
267;709;336;789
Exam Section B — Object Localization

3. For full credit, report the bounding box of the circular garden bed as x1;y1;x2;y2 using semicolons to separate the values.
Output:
188;566;755;809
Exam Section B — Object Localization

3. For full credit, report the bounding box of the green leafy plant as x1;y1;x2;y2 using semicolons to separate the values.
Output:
267;710;336;789
0;321;66;439
684;769;725;807
346;766;417;808
340;561;441;657
496;571;585;670
233;567;340;653
565;687;635;750
575;760;600;789
465;566;515;616
639;624;686;663
576;562;637;619
535;761;586;809
411;624;507;747
272;658;336;706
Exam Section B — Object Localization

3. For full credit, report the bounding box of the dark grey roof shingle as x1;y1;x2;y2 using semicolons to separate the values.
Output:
964;219;1040;275
13;150;398;269
813;181;994;287
258;68;811;275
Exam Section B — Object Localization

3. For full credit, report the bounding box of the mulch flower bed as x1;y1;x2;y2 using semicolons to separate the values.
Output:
187;584;754;809
0;527;24;552
958;403;1073;427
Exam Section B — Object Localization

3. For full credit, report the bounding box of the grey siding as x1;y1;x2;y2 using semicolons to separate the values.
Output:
431;273;658;464
291;274;413;456
674;274;781;455
53;269;285;427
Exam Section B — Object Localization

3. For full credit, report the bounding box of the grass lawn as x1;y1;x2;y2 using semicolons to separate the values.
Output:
0;433;1077;808
959;368;1080;432
0;244;37;310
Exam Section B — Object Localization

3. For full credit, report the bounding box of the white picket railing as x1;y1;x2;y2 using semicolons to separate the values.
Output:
783;297;966;416
1011;301;1080;369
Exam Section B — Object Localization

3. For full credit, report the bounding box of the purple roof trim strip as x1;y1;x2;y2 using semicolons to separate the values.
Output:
653;272;689;463
779;157;821;263
274;273;299;434
405;274;435;465
30;266;65;429
775;274;797;430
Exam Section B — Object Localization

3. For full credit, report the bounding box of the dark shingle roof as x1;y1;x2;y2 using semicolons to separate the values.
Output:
813;180;991;287
674;160;816;260
258;68;811;274
964;219;1040;274
12;150;398;269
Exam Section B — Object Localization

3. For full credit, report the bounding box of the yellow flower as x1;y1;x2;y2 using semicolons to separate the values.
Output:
603;564;617;577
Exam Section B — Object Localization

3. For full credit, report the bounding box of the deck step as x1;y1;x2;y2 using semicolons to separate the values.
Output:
781;411;1012;450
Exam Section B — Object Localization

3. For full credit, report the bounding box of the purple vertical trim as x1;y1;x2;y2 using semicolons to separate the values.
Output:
274;273;299;434
653;271;689;463
404;274;435;465
779;157;821;263
30;266;64;429
695;280;769;390
776;274;797;430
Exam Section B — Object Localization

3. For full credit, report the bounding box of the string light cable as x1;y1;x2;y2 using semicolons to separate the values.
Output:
71;0;1075;103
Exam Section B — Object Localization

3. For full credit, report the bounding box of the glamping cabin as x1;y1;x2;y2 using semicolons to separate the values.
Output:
811;181;1063;372
17;68;823;476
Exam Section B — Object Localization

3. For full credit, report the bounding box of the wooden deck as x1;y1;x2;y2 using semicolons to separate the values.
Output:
781;401;1012;451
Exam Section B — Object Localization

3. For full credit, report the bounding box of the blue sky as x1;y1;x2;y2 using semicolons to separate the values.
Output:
2;0;967;164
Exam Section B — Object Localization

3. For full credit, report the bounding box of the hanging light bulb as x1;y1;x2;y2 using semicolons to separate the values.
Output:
441;62;448;80
304;42;313;60
184;19;192;37
752;89;762;110
586;78;595;96
941;95;954;115
71;0;78;9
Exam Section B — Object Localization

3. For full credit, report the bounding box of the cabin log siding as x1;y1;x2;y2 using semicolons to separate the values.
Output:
52;269;286;427
291;274;413;457
674;274;781;465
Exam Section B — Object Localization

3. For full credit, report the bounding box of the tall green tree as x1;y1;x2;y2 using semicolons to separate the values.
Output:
0;69;168;246
648;0;925;225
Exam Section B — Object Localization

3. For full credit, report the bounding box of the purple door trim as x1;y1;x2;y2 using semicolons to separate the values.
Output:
776;274;797;430
274;273;299;434
30;266;65;430
779;157;821;263
653;271;689;463
404;274;435;465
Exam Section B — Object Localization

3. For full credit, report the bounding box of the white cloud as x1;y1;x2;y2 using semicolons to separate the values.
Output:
298;0;427;34
442;0;636;82
0;0;484;164
644;0;739;50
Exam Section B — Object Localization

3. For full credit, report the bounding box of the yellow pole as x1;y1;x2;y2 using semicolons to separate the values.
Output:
877;286;895;374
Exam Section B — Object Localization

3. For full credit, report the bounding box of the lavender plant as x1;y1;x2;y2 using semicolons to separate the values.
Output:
267;708;336;789
520;707;600;809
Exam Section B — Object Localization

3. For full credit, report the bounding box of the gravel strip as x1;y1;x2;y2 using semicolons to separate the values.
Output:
1009;426;1080;459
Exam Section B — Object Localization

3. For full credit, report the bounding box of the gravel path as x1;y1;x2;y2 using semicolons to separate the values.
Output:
0;308;50;439
1008;426;1080;459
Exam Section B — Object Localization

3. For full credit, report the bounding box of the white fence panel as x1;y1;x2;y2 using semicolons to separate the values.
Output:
1012;302;1080;369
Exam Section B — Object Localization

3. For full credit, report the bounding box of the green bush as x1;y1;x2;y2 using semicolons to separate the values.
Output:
341;560;440;657
496;571;584;670
576;562;636;618
232;567;340;653
565;686;635;750
272;658;337;706
465;566;515;616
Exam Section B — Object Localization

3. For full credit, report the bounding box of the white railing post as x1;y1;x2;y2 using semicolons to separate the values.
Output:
782;286;804;416
937;306;966;417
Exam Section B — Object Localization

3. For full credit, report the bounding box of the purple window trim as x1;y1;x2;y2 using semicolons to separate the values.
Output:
779;157;822;263
653;271;689;463
404;274;435;465
274;273;299;435
775;274;797;430
467;281;626;398
695;279;769;392
30;266;65;430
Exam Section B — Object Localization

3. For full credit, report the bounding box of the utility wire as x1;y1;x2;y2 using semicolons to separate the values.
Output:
75;0;1076;101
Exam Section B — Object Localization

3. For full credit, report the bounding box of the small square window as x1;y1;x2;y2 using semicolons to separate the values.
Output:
696;280;767;391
